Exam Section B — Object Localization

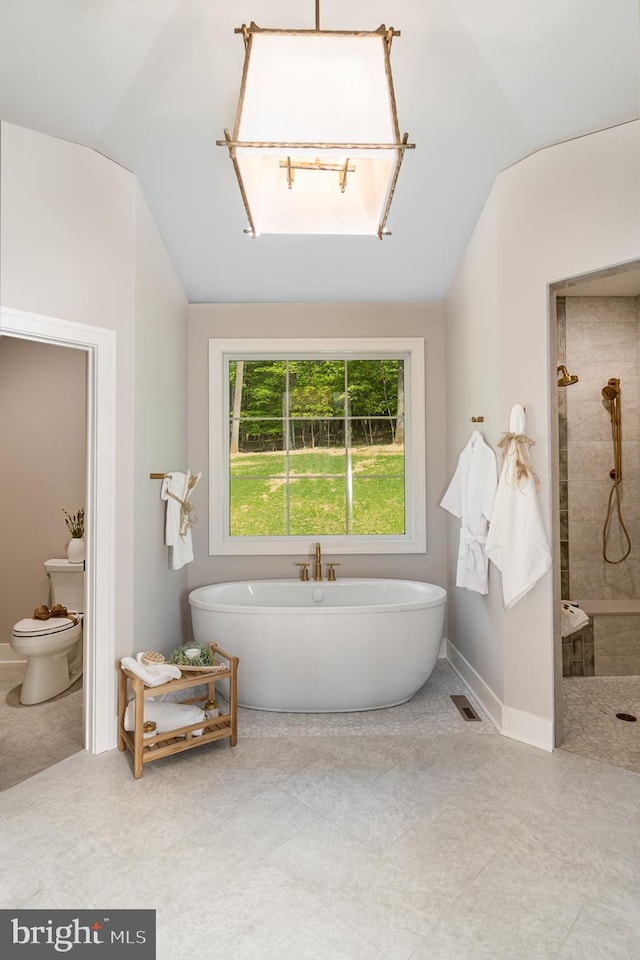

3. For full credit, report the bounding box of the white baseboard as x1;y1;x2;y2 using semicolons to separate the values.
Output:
501;705;554;753
446;639;502;731
0;642;25;663
445;640;553;752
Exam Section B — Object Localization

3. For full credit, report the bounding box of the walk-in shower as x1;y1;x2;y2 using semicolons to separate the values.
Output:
554;282;640;774
557;292;640;681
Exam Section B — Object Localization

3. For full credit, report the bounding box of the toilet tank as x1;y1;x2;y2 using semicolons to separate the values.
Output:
44;559;85;613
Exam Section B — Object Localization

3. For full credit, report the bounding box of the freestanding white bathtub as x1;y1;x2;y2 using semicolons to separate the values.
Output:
188;578;447;712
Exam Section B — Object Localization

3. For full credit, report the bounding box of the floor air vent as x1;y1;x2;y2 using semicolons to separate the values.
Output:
451;695;481;722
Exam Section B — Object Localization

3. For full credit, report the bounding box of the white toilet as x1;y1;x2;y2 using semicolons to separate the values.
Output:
10;559;84;705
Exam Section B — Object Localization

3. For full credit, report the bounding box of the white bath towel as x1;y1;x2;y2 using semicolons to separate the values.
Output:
485;405;552;609
124;699;205;737
561;602;590;638
160;470;201;570
120;656;182;687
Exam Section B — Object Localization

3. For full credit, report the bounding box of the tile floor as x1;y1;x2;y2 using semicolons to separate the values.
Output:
561;675;640;774
0;662;82;790
1;661;640;959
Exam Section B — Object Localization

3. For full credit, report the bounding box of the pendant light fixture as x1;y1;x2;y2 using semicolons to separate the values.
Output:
217;1;415;238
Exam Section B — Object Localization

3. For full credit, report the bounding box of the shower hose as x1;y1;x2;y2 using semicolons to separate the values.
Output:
603;479;631;564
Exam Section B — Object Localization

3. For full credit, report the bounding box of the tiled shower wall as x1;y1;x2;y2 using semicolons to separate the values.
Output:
558;298;594;677
560;295;640;676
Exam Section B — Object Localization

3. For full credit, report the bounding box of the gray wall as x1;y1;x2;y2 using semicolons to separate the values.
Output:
0;120;136;663
0;337;86;645
185;301;448;623
0;121;188;668
134;184;189;654
444;119;640;748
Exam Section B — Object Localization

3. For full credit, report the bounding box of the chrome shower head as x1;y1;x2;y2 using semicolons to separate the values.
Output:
557;365;579;387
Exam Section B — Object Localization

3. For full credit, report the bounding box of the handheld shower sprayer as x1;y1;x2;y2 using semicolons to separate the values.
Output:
602;379;620;403
600;377;631;563
602;378;621;476
602;378;621;429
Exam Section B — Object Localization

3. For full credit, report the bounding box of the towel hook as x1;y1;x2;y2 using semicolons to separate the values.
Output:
471;416;484;423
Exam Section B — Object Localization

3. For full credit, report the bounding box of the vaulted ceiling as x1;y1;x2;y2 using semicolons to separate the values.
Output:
0;1;638;302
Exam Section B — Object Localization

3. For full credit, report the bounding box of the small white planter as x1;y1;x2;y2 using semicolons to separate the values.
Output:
67;538;86;564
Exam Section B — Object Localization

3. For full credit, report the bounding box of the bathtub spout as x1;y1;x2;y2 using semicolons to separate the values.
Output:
314;543;322;581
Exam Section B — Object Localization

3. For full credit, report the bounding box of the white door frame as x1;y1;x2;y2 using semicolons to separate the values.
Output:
0;306;116;753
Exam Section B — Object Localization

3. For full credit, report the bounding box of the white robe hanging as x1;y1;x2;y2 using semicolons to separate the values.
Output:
485;405;551;609
440;431;498;594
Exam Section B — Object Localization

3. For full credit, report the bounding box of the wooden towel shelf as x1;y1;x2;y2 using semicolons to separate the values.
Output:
118;642;238;779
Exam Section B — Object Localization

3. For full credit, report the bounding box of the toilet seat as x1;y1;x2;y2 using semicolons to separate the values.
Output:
13;615;82;638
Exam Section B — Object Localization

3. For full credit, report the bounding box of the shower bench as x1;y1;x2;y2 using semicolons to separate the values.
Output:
118;642;238;779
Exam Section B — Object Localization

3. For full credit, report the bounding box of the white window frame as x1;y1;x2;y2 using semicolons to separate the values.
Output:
209;337;426;555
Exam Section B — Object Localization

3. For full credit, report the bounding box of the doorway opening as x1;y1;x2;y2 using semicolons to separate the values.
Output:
0;306;117;756
550;259;640;774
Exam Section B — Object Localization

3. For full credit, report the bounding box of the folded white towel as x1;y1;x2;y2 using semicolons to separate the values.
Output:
124;699;205;737
120;656;182;687
561;602;590;638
